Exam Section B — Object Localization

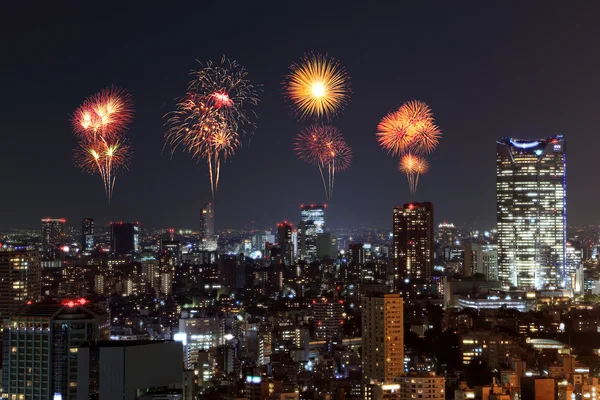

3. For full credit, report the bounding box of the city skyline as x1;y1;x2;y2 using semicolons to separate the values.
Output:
2;3;599;231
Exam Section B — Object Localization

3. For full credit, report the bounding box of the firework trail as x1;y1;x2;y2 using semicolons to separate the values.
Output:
399;153;429;194
283;53;351;120
294;125;352;199
165;56;259;197
71;87;133;202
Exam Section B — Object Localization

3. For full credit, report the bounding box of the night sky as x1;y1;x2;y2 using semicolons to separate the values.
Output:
2;2;598;231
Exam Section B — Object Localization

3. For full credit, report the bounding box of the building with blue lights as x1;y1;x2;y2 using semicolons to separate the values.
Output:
496;135;566;289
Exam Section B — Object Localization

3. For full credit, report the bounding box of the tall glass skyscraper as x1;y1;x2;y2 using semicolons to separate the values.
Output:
496;135;566;289
81;217;94;253
298;204;325;262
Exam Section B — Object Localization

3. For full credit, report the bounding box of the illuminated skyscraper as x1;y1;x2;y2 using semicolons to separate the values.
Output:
392;202;434;282
2;300;109;399
110;222;140;256
0;245;41;320
361;293;404;383
199;203;217;251
496;136;566;289
298;204;325;262
277;221;293;265
81;217;94;253
41;218;66;260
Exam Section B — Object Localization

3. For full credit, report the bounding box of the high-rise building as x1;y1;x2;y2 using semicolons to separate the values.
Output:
41;218;66;260
298;204;325;262
0;245;41;320
361;293;404;384
496;136;566;289
349;243;365;266
393;203;434;282
2;300;109;400
316;232;338;260
199;202;217;250
312;298;344;341
110;222;140;256
463;243;498;280
437;222;457;245
277;221;293;266
81;217;94;253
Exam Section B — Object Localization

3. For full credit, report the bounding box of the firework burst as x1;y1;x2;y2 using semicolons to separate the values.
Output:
377;100;441;156
284;53;351;120
165;56;259;198
72;86;133;142
399;153;428;194
294;125;352;199
71;87;134;202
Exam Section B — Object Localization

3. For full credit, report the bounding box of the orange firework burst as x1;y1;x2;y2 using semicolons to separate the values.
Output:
72;86;133;142
399;153;428;194
165;56;259;198
71;87;134;203
396;100;441;154
283;53;351;120
294;125;352;199
377;100;441;155
377;110;415;155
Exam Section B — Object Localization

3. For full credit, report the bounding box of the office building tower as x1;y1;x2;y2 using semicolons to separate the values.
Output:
316;232;338;260
175;312;225;369
393;202;434;282
199;202;217;251
298;204;325;262
41;218;66;260
463;243;499;280
2;300;109;400
437;221;457;245
361;293;404;383
497;136;566;289
0;245;41;320
81;218;94;253
110;222;140;256
349;243;365;266
251;231;275;254
312;298;344;341
77;341;183;400
277;221;293;266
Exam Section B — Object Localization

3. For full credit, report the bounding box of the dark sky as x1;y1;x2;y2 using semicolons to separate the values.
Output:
1;2;598;231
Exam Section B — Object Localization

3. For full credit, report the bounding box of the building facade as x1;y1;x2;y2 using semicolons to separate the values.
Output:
361;293;404;384
199;202;217;251
81;218;94;254
41;218;66;260
298;204;325;262
496;136;566;289
110;222;140;256
395;373;445;400
2;300;109;400
312;298;344;341
0;245;41;320
393;203;434;283
277;221;293;266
